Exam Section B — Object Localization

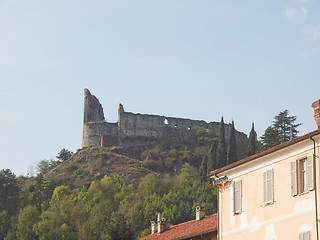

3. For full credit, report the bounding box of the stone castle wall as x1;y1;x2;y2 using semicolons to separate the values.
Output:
82;89;248;147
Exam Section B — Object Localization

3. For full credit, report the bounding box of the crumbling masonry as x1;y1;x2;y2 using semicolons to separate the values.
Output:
82;89;248;148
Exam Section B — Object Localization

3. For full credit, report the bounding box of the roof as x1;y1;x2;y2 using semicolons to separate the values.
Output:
209;128;320;177
140;213;218;240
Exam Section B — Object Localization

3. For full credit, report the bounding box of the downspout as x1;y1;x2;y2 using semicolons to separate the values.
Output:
214;175;221;240
310;136;319;240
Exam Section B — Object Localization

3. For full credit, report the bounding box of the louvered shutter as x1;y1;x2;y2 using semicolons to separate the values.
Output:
299;231;310;240
268;169;274;203
263;169;274;204
233;180;242;214
291;161;297;196
263;171;267;204
307;154;314;191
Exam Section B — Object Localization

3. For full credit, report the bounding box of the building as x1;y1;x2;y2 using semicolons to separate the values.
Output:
209;99;320;240
82;89;248;148
140;207;218;240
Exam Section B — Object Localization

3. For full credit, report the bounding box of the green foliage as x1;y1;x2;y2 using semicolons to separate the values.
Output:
247;122;256;156
36;159;60;175
261;110;301;150
196;128;215;145
142;159;161;171
105;213;134;240
66;164;78;173
261;126;281;150
199;155;208;182
273;110;301;142
56;148;73;162
207;140;218;173
0;169;19;215
216;117;227;168
16;205;40;240
227;121;237;164
0;210;11;239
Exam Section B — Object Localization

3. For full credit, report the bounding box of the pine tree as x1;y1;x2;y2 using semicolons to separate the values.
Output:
199;155;208;182
216;117;227;168
261;126;281;150
273;110;301;143
261;110;301;150
227;120;237;164
247;122;256;156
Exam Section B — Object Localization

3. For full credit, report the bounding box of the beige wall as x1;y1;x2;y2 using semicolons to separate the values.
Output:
215;134;320;240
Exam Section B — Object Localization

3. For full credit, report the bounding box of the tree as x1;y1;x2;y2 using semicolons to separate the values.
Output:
0;210;11;239
207;140;218;172
105;213;134;240
0;169;19;215
199;155;208;182
247;122;256;156
261;110;301;150
273;110;301;143
16;205;40;240
216;117;227;168
227;121;237;164
261;126;281;150
56;148;73;162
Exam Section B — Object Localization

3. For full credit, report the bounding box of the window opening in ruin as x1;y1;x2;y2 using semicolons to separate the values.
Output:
164;118;169;125
188;126;191;131
206;128;209;132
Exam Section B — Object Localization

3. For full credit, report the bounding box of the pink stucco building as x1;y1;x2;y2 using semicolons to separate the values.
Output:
210;99;320;240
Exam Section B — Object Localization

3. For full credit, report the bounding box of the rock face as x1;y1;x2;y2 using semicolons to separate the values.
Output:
82;89;248;147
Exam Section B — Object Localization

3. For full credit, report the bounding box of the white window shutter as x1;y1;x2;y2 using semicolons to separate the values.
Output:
263;169;274;204
299;231;310;240
291;161;297;196
263;171;267;204
234;180;242;214
307;154;314;191
269;169;274;203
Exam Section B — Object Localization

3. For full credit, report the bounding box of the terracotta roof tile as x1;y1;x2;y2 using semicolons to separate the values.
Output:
140;213;218;240
209;129;320;176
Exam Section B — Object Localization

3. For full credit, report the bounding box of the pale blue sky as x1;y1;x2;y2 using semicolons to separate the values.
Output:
1;0;320;176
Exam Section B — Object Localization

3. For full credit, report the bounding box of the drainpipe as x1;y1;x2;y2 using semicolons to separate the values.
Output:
213;175;221;240
310;136;319;240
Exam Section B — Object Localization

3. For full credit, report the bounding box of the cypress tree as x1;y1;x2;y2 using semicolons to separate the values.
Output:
199;155;208;182
207;140;218;172
216;117;227;168
247;122;256;156
227;120;237;164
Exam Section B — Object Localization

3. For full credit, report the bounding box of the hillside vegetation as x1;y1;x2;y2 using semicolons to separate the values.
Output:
0;123;253;240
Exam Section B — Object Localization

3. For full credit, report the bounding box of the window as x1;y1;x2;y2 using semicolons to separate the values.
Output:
233;180;242;214
263;169;273;205
299;231;310;240
291;155;314;196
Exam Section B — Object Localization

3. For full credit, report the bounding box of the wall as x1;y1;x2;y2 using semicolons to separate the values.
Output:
82;89;248;148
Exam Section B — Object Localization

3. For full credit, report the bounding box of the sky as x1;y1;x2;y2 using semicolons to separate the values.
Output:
1;0;320;176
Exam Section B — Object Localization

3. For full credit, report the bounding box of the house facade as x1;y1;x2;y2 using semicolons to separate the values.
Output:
210;99;320;240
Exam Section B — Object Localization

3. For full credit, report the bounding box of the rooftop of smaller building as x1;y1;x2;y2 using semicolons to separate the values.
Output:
140;213;218;240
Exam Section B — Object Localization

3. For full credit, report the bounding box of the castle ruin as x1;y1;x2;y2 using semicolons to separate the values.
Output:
82;89;248;148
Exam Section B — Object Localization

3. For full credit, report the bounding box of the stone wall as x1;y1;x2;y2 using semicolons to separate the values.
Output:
83;88;105;123
82;89;248;148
